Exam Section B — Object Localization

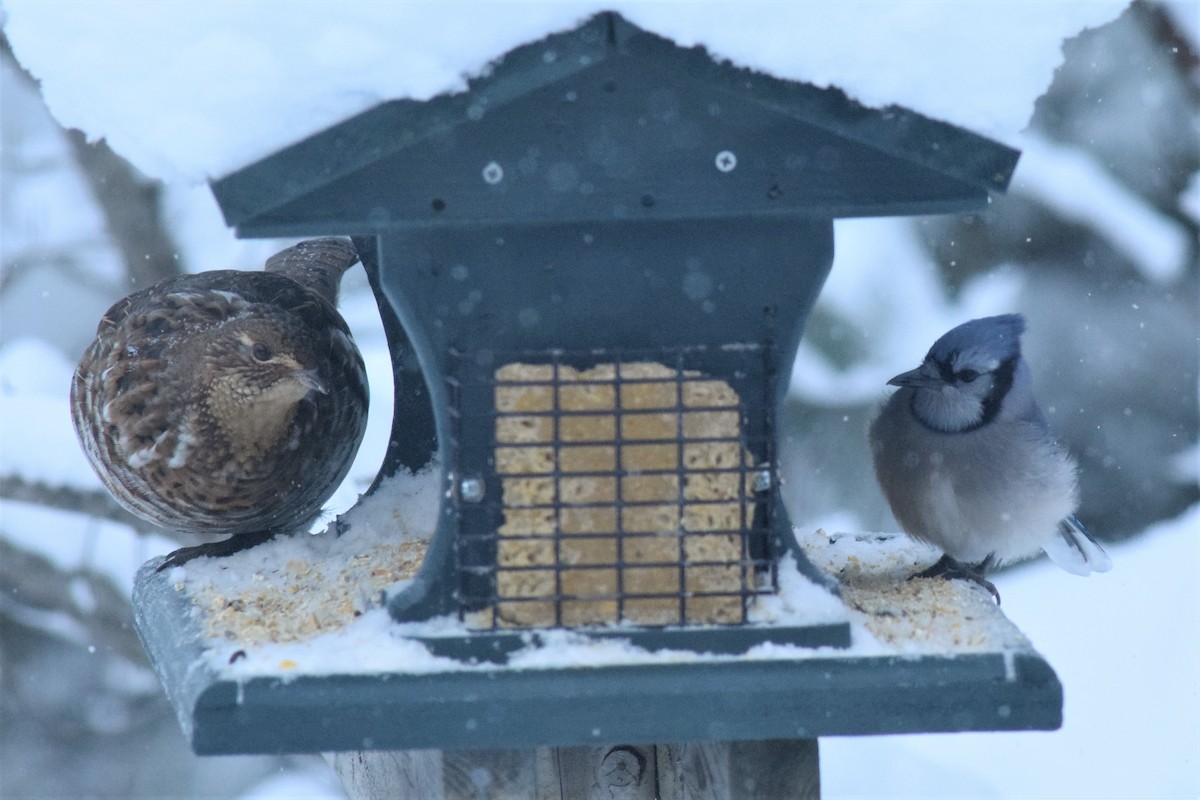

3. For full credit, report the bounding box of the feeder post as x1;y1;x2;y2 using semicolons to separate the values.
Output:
328;740;819;799
656;741;820;800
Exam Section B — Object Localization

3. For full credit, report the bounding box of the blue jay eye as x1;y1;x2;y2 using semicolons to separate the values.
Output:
957;368;981;383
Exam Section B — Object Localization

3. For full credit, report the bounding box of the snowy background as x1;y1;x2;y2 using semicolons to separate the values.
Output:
1;1;1197;798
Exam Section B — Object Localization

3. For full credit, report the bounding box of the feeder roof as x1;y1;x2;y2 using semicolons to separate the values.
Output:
212;12;1020;235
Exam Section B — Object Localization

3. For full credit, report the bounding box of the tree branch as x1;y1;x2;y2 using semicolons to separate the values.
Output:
0;474;191;542
63;132;187;289
2;30;186;289
0;538;149;665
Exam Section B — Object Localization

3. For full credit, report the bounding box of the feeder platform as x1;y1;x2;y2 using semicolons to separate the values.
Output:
133;504;1062;756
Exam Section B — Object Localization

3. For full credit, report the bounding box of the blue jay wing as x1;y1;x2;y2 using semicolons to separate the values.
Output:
1042;515;1113;575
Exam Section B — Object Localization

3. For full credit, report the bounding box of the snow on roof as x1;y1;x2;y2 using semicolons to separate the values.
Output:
3;1;1128;184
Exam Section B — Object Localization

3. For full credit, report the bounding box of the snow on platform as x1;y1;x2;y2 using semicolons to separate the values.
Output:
133;467;1061;754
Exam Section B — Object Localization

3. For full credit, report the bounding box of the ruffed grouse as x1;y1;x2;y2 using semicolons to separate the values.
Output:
71;238;369;569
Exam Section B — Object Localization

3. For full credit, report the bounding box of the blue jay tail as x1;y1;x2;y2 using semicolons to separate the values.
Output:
1042;515;1113;576
910;553;1001;605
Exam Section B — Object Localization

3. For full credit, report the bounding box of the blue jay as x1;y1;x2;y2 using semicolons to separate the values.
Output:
869;314;1111;602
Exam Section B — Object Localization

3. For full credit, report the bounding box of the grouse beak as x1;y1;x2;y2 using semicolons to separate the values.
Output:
294;368;330;395
887;364;940;389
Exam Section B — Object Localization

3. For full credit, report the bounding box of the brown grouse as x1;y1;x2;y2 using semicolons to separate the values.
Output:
71;238;369;569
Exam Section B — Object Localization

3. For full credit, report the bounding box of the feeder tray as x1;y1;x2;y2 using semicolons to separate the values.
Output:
133;529;1062;754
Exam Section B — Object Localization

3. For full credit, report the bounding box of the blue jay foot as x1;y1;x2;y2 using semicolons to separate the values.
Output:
155;530;281;572
909;554;1001;605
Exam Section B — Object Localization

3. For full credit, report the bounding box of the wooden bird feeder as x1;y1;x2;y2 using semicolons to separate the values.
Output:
133;13;1060;791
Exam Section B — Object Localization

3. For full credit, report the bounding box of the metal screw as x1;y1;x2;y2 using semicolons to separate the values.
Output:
482;161;504;184
753;468;772;492
715;150;738;172
597;746;646;789
460;477;485;502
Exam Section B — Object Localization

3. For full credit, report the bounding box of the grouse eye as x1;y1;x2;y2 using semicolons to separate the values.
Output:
957;368;981;383
251;343;272;362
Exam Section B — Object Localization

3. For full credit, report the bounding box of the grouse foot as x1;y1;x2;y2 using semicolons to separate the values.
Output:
156;530;281;571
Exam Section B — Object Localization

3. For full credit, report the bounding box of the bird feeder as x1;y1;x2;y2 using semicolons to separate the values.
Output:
133;12;1059;764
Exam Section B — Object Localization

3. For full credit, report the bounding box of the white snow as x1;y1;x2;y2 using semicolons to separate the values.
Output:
2;0;1128;183
238;763;346;800
748;553;851;627
1013;133;1192;283
0;500;177;596
1181;169;1200;224
790;218;1025;405
0;337;106;487
1165;0;1200;51
823;504;1200;799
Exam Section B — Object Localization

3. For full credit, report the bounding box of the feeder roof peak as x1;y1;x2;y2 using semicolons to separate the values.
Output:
213;11;1020;234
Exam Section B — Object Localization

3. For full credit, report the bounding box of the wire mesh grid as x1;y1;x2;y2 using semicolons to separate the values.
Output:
448;344;780;630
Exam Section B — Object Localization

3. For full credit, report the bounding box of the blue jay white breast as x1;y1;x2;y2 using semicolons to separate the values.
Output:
869;314;1111;576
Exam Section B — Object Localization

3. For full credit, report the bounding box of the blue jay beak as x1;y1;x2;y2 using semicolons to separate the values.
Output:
887;365;941;389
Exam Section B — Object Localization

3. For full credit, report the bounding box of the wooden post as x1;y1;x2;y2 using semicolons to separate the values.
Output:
328;740;818;800
657;741;819;800
330;750;442;799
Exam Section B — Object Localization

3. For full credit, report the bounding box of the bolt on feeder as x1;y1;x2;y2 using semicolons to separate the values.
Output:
131;13;1067;758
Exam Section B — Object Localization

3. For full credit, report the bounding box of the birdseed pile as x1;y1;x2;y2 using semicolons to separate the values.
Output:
798;528;1032;653
193;539;427;645
181;469;438;646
